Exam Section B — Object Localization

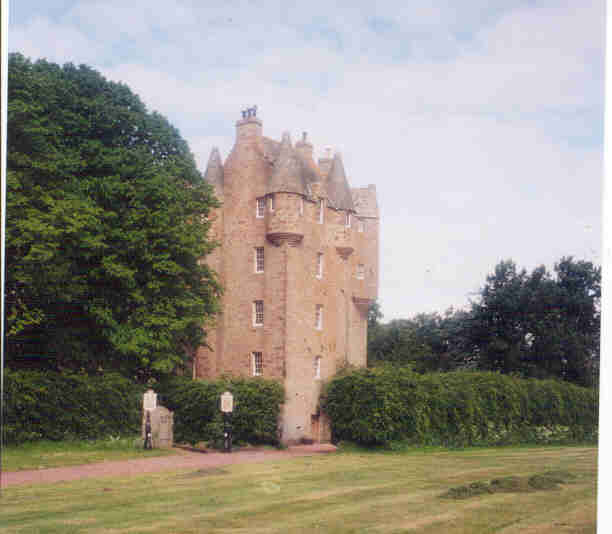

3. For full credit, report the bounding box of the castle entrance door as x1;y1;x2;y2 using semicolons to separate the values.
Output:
311;414;321;443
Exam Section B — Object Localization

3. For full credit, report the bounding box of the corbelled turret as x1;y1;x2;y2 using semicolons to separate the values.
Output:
326;152;354;211
203;147;224;193
267;132;308;196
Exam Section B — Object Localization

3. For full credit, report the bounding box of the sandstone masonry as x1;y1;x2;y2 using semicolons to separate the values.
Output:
196;110;379;444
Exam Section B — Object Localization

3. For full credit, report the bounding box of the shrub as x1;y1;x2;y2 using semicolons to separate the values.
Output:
4;369;142;444
321;368;598;447
156;375;284;446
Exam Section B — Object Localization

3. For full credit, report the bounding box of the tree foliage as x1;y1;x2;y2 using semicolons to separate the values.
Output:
7;53;220;379
469;257;600;386
368;257;600;387
368;309;473;372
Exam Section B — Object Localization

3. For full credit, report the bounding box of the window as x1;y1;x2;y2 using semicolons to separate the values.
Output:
318;199;324;224
315;356;321;379
315;305;323;330
316;253;323;279
256;197;265;218
252;352;263;376
299;197;304;215
345;212;351;228
254;247;264;273
269;194;275;212
358;219;365;233
356;264;365;280
253;300;264;326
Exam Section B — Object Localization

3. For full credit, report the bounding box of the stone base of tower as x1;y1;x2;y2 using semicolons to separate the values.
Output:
280;392;332;445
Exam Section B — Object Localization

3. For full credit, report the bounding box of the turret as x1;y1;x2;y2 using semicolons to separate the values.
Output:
203;147;224;195
317;147;333;179
266;132;304;246
326;152;354;212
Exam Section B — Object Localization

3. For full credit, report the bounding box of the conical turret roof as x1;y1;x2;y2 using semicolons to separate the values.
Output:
326;152;354;211
266;132;309;196
204;147;224;190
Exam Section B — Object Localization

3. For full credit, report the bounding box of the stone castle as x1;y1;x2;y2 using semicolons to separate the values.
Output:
195;109;379;443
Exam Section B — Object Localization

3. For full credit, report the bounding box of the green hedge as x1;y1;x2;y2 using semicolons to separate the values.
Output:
3;369;142;444
156;376;285;446
321;367;598;447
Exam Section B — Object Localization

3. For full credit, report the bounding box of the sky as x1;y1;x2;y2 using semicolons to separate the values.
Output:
8;0;604;321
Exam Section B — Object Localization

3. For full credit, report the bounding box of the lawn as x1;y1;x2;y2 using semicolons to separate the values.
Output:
1;445;597;533
2;436;176;471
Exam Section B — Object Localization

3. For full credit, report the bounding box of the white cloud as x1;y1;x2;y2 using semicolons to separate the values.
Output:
9;17;104;66
9;0;603;319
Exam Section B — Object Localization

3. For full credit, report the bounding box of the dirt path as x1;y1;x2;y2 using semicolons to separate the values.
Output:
2;444;337;488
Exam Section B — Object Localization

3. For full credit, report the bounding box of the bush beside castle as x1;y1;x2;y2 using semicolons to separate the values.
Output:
322;366;598;447
5;367;596;448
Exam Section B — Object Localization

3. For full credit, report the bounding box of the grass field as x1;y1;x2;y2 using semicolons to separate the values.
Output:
1;445;596;533
1;437;176;471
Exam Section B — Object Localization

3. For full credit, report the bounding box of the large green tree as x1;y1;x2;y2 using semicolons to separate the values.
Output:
368;258;600;387
368;309;473;372
7;53;220;380
468;257;600;386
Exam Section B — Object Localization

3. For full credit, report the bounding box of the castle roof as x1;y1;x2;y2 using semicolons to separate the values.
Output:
266;132;310;196
204;147;224;190
351;185;379;218
262;136;281;162
326;153;355;211
296;151;321;191
262;135;356;210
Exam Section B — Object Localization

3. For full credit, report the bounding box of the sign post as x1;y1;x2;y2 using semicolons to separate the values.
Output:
143;389;157;449
220;391;234;453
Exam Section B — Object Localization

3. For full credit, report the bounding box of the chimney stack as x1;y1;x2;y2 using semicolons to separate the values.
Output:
235;105;262;147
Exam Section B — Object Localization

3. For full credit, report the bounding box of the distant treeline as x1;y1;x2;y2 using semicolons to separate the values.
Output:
368;257;600;388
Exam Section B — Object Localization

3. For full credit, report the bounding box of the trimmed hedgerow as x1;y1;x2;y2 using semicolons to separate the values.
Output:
156;376;284;446
4;369;143;444
321;367;598;447
4;370;284;447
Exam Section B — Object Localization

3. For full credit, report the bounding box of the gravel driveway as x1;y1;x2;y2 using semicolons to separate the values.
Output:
2;444;337;487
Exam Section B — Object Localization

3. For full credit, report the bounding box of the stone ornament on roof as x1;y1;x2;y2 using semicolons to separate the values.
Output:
241;105;258;119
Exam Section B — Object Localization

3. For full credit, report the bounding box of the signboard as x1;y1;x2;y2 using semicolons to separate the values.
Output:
143;389;157;411
220;391;234;413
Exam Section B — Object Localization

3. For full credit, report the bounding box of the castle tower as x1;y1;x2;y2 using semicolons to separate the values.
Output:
196;108;379;444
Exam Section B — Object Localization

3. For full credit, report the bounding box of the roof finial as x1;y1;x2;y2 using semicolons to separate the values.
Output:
302;131;307;142
241;105;258;119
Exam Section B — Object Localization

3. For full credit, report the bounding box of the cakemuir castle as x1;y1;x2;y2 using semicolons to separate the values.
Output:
195;108;379;443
